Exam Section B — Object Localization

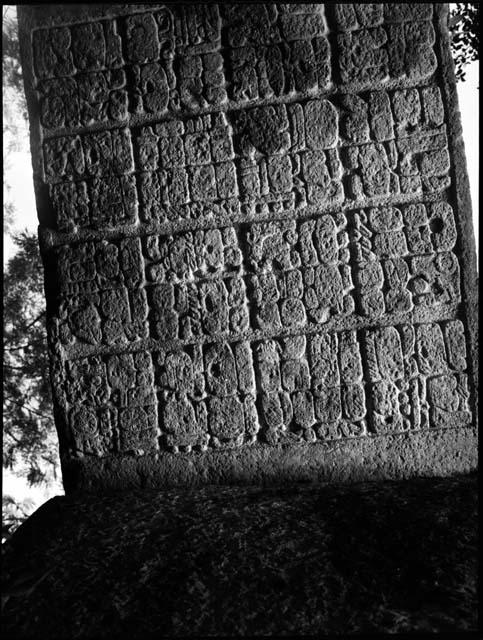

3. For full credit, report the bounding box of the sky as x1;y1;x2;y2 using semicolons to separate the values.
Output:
457;61;479;250
2;21;480;513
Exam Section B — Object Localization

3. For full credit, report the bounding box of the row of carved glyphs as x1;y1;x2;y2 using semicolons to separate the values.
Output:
34;4;436;130
55;320;471;455
53;200;460;349
45;84;449;232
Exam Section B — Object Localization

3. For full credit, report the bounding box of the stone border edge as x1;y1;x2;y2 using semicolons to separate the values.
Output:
435;4;479;427
61;425;478;493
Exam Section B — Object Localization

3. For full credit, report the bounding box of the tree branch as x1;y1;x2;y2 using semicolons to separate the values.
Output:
3;365;30;371
3;312;46;348
4;395;52;420
4;339;47;352
22;311;47;333
3;427;23;446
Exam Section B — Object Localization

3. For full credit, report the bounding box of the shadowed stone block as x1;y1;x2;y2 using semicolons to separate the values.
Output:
18;4;478;493
1;475;477;636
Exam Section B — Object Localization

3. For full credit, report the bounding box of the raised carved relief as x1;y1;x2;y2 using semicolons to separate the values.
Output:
23;4;474;465
332;4;436;85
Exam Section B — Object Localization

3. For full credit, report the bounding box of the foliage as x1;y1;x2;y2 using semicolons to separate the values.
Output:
2;495;35;543
2;6;25;97
449;3;480;82
2;6;28;143
3;232;59;489
3;9;61;544
3;6;29;236
3;8;58;490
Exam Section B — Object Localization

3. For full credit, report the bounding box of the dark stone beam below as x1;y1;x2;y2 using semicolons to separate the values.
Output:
2;473;477;637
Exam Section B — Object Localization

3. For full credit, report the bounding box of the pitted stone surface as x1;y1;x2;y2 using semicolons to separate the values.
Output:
18;4;478;492
1;475;477;637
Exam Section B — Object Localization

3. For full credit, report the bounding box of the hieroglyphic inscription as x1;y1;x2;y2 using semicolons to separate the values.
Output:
45;84;450;233
52;318;471;455
22;4;475;465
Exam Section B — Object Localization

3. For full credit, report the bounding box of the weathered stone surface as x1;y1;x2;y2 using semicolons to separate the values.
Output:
1;475;477;637
18;4;478;492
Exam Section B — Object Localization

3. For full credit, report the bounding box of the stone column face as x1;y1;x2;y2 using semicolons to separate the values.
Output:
18;4;478;492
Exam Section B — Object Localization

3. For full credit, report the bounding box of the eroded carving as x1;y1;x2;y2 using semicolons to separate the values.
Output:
21;4;475;474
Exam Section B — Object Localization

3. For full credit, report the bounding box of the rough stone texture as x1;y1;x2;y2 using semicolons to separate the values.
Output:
1;474;477;637
18;4;478;492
